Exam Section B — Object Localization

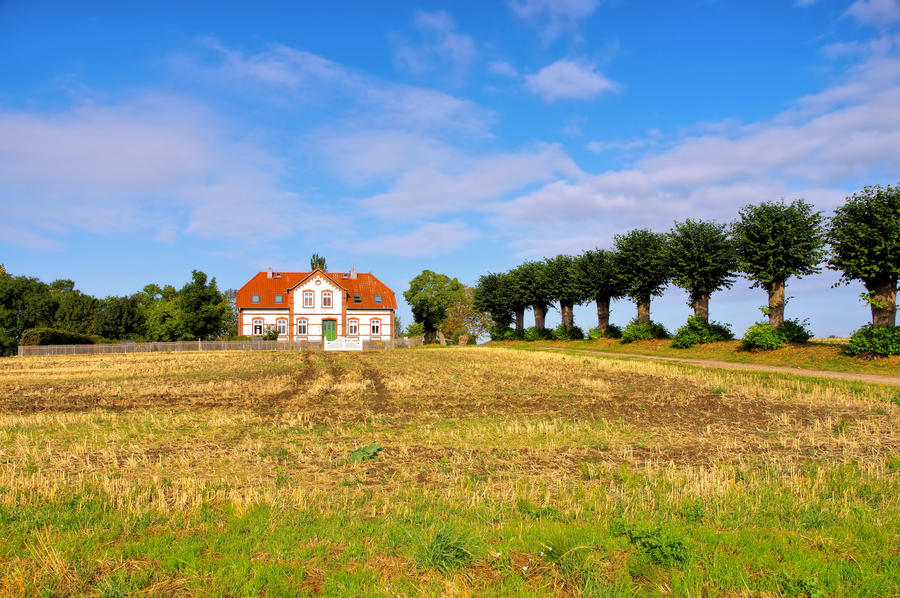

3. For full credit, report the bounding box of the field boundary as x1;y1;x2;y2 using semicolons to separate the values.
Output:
536;346;900;386
17;337;423;357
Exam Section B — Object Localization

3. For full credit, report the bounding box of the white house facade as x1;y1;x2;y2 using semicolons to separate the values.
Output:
236;267;396;341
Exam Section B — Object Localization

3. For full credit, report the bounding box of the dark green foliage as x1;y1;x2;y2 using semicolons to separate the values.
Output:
611;520;690;567
671;315;734;349
404;271;465;343
588;324;622;339
544;254;581;305
21;327;95;345
0;270;56;354
96;295;146;340
552;323;584;340
775;572;825;598
732;199;825;288
473;272;514;327
571;249;625;304
621;320;669;343
614;229;671;304
668;219;737;310
741;319;813;351
827;184;900;327
512;261;555;314
524;326;554;341
262;325;280;341
421;526;476;572
349;443;382;463
53;290;99;335
177;270;231;341
845;325;900;357
310;253;327;271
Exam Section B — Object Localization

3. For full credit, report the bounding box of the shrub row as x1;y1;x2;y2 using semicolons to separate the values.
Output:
21;327;97;346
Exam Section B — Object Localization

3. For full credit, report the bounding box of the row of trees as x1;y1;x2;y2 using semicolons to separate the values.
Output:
474;185;900;335
0;267;233;355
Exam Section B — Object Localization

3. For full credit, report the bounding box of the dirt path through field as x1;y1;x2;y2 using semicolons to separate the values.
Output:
537;347;900;386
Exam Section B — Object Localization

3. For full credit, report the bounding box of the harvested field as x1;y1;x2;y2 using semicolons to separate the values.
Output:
0;347;898;596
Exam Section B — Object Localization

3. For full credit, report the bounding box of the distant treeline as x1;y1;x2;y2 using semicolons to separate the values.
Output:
474;185;900;352
0;267;235;356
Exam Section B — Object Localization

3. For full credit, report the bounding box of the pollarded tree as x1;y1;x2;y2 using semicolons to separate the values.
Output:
668;219;738;319
503;267;532;331
473;272;514;328
828;184;900;328
544;255;580;331
732;199;825;327
571;249;625;334
512;260;555;330
614;229;670;324
403;270;465;344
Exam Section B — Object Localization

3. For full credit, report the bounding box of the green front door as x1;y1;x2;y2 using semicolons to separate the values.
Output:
323;319;337;341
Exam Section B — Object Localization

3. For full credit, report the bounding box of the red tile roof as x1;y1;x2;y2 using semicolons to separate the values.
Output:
236;270;397;310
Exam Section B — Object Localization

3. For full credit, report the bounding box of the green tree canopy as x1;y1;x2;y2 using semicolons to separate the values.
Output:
732;199;824;326
177;270;231;340
827;184;900;327
571;249;625;332
310;253;327;271
668;219;738;319
511;260;555;330
544;254;579;330
473;272;514;328
614;229;671;324
403;270;465;343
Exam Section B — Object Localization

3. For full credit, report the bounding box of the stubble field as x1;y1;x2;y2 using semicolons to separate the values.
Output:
0;347;898;596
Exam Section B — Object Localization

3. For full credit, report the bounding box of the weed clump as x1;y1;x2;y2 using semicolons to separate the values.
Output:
621;320;669;344
349;443;382;463
741;319;812;351
671;315;733;349
610;520;689;567
420;526;476;572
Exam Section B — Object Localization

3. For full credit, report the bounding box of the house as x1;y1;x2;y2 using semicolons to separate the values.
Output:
236;267;396;341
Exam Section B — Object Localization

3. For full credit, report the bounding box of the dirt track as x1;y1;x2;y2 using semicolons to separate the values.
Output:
538;347;900;387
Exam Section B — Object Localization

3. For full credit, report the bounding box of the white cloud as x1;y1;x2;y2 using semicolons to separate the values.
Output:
525;59;619;101
509;0;599;40
488;60;519;78
392;10;477;86
350;221;481;257
845;0;900;26
0;94;320;244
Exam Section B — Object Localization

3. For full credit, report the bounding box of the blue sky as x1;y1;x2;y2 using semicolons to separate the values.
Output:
2;0;899;336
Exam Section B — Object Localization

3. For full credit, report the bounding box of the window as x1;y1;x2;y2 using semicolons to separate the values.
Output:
296;319;307;335
274;294;283;304
374;294;382;304
353;294;362;304
253;318;263;335
276;319;287;334
370;319;381;335
348;319;358;335
322;291;333;308
303;291;314;308
251;294;260;304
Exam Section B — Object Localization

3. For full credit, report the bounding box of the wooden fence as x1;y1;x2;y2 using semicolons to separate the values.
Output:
17;337;423;357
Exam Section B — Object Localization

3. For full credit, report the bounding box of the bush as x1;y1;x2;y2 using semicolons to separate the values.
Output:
741;319;814;351
0;329;17;357
588;324;622;340
552;324;585;340
420;526;476;572
489;325;526;341
524;326;554;341
621;320;669;344
20;328;95;346
671;315;734;349
263;325;280;341
846;325;900;357
610;520;690;567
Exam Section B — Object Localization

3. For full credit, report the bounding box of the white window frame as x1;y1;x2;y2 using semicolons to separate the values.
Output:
276;319;287;335
253;318;263;335
303;291;314;308
348;318;358;336
322;290;333;308
296;319;308;335
370;319;381;336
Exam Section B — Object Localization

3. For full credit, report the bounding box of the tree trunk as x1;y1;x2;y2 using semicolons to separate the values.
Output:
637;297;651;325
515;307;525;331
533;304;546;330
868;279;898;328
595;296;611;333
560;301;574;331
424;328;437;344
691;292;710;319
767;281;785;327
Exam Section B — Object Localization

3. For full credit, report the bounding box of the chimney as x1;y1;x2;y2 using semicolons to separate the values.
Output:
349;265;357;279
267;267;273;279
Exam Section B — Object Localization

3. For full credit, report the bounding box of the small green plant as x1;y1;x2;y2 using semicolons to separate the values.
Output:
587;324;622;340
349;443;382;463
845;325;900;357
420;526;476;572
610;520;689;567
775;572;826;598
552;324;585;340
671;315;733;348
832;419;850;437
621;320;669;343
